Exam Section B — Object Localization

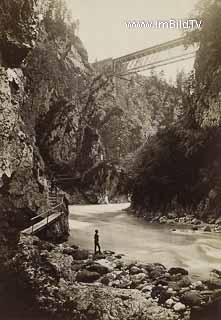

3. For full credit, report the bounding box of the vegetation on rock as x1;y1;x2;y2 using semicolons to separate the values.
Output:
128;0;221;220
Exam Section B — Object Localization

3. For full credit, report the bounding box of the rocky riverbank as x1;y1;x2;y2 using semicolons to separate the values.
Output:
1;235;221;320
128;207;221;234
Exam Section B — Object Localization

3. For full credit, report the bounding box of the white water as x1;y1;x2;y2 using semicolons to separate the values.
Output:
68;203;221;279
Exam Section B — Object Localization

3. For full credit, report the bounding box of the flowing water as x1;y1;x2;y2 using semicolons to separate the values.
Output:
68;203;221;279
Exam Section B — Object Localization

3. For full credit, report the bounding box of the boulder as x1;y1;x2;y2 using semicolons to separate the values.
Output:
86;263;110;275
129;266;142;275
190;290;221;320
76;270;101;283
215;217;221;225
181;292;203;307
72;249;89;260
100;275;110;285
130;273;147;285
203;226;212;232
168;212;178;220
204;279;221;290
192;219;201;225
177;276;192;288
165;298;175;307
63;247;76;255
173;302;186;312
193;280;204;290
159;216;167;224
168;267;188;276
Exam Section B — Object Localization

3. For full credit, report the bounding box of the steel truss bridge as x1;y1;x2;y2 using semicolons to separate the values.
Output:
92;36;198;76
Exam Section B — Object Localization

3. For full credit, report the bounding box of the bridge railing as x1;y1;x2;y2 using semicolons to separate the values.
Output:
30;199;64;234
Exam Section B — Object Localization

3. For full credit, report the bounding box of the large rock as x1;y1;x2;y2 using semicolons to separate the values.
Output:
76;270;101;283
72;249;89;260
190;290;221;320
168;267;189;276
173;302;186;312
181;292;203;307
204;279;221;290
86;263;110;275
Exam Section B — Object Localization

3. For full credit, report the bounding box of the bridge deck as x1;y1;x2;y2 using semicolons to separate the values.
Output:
21;212;62;235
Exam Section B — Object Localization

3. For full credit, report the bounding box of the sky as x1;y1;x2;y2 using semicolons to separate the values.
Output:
67;0;200;80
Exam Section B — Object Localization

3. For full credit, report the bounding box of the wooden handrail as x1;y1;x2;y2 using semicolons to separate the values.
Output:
31;200;63;221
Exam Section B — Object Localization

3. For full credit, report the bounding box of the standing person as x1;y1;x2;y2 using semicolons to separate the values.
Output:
94;229;101;254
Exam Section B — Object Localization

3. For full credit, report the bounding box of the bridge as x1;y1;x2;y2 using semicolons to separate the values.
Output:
21;183;65;235
92;36;198;76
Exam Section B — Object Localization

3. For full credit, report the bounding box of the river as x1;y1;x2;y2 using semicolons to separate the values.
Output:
68;203;221;279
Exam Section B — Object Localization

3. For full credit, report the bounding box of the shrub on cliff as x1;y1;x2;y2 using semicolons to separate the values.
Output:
130;125;213;212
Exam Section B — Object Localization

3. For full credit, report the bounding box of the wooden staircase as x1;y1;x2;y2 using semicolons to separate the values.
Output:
21;181;64;235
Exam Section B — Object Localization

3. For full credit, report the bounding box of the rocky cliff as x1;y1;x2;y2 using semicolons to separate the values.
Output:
0;0;108;259
128;1;221;223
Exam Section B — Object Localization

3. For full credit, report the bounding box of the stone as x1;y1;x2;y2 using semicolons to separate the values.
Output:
181;292;203;307
150;269;165;280
131;273;147;283
190;290;221;320
63;247;76;255
76;270;101;283
215;217;221;225
192;218;201;225
103;250;115;255
72;249;89;260
177;276;192;288
194;281;204;290
130;266;142;275
159;216;167;224
165;298;175;307
179;217;186;224
211;269;221;278
100;276;110;285
168;212;178;219
173;302;186;312
204;279;221;290
71;244;79;250
168;267;188;276
86;263;110;275
203;226;212;232
117;278;132;289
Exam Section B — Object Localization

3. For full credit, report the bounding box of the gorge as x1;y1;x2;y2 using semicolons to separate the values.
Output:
1;0;221;320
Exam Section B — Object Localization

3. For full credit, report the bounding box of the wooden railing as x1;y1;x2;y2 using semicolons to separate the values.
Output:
29;199;64;234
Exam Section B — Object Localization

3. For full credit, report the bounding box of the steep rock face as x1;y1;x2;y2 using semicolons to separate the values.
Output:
100;73;182;162
194;1;221;128
0;0;105;251
0;0;47;66
0;0;49;268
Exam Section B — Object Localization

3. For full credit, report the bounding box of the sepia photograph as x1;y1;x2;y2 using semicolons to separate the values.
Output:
0;0;221;319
